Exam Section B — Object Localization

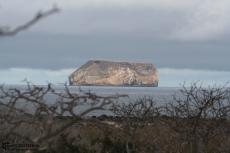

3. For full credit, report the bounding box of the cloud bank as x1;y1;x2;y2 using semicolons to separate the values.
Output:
0;68;74;85
0;68;229;87
159;68;230;87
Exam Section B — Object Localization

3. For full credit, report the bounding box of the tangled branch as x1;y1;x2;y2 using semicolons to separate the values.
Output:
0;83;125;152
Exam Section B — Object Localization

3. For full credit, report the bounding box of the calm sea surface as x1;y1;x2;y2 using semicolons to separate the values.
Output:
3;86;181;116
6;85;179;97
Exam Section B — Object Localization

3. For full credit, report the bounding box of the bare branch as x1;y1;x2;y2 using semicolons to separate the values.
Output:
0;6;60;36
0;82;126;152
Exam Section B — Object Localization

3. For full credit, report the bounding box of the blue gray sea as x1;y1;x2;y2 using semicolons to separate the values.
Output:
2;85;180;116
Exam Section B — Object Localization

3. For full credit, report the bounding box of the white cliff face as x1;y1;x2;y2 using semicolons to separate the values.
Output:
69;60;159;87
113;67;137;85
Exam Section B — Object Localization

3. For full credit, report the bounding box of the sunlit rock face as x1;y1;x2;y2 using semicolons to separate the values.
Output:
69;60;159;87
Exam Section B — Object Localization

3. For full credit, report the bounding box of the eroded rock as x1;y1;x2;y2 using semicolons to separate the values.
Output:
69;60;159;87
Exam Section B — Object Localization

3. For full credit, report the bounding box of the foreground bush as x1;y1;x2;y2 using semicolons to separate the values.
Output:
0;82;230;153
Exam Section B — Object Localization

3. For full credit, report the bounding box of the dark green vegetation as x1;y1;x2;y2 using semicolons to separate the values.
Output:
0;83;230;153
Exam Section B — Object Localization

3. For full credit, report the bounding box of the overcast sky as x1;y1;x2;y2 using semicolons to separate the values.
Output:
1;0;230;69
1;0;230;86
1;0;230;40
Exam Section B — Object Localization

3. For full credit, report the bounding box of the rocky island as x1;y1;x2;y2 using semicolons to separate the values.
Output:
69;60;159;87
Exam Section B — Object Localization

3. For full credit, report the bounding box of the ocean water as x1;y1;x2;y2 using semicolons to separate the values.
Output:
61;86;178;104
1;85;179;116
5;85;179;104
2;85;230;116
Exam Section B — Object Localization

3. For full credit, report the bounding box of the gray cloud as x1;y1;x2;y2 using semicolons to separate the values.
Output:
171;0;230;41
0;34;230;70
1;0;230;72
28;8;185;37
0;0;199;11
2;0;230;41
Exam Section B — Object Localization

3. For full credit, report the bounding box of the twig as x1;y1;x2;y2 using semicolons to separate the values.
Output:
0;6;60;36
